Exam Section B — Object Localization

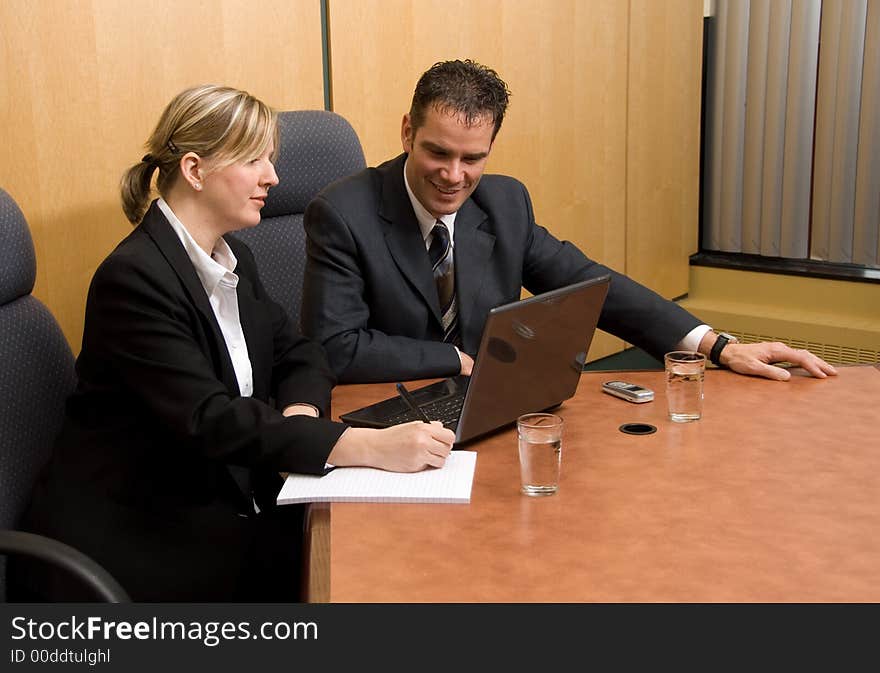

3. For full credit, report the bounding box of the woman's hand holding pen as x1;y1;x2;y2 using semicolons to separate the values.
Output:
327;422;455;473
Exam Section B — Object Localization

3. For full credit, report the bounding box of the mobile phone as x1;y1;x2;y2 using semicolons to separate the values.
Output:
602;380;654;403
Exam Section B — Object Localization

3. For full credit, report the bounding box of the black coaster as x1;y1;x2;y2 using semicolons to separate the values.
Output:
619;423;657;435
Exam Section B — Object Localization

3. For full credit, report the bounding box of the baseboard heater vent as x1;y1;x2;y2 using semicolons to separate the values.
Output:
727;331;879;366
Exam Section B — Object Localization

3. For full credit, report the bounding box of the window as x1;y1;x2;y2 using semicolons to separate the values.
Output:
700;0;879;279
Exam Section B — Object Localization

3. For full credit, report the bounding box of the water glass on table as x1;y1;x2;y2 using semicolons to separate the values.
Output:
517;413;563;496
664;351;706;422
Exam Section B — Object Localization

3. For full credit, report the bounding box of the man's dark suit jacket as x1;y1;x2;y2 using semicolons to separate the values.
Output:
14;202;347;601
302;153;702;383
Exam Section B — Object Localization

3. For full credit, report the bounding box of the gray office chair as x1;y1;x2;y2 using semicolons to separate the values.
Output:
233;110;366;329
0;188;129;602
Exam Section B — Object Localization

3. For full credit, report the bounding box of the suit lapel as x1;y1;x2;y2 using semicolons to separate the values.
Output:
451;197;495;351
379;155;443;322
140;202;240;394
141;202;254;512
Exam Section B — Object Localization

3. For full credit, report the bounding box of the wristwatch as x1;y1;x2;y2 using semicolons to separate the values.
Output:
709;332;738;367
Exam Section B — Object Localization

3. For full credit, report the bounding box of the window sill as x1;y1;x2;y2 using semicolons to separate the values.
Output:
690;251;880;284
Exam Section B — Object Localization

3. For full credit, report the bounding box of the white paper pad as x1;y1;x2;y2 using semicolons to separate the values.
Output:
276;451;477;504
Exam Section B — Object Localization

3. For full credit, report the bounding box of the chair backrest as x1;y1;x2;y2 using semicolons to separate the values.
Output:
233;110;366;330
0;188;77;598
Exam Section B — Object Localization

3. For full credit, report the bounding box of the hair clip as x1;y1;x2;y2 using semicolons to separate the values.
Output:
167;139;179;154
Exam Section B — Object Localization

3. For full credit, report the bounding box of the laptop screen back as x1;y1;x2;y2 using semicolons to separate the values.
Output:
454;275;610;442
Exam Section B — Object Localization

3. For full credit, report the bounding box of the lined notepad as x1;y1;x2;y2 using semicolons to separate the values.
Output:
276;451;477;504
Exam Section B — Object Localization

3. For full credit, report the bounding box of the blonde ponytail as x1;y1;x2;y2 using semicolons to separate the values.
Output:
120;157;158;224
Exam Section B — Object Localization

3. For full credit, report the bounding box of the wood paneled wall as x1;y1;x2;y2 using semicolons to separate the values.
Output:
0;0;324;349
329;0;703;359
2;0;703;361
627;0;703;297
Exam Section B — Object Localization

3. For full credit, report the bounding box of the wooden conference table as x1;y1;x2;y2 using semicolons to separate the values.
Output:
302;365;880;602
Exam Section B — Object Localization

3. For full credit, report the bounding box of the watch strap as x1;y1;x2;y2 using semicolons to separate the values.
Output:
710;333;734;367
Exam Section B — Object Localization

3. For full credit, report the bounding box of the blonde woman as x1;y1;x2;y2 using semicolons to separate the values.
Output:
11;85;453;602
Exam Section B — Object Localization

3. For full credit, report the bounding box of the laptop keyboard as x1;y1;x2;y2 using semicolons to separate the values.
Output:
384;394;464;428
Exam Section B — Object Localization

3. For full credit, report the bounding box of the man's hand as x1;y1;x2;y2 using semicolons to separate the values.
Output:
717;341;838;381
459;351;474;376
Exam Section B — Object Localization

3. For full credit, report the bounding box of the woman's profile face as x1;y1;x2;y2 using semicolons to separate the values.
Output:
199;141;279;232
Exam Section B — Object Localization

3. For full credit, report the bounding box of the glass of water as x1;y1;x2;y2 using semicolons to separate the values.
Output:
517;413;563;496
664;351;706;422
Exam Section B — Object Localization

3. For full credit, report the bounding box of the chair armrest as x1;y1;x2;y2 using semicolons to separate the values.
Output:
0;530;130;603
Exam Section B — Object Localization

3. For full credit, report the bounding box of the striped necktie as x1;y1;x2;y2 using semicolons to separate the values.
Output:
428;221;461;346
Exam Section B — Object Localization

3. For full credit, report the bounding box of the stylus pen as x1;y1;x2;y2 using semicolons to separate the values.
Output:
396;382;432;423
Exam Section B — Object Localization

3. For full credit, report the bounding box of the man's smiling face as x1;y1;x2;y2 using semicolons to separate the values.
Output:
401;105;494;219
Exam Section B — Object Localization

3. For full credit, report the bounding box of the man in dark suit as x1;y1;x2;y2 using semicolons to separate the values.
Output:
302;60;836;384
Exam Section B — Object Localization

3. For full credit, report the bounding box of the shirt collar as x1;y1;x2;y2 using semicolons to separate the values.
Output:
157;198;238;294
403;158;457;243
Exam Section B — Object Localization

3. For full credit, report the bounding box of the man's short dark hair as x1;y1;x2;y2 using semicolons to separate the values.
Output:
409;60;511;141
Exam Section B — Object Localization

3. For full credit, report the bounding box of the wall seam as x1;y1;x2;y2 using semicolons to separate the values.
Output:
321;0;333;110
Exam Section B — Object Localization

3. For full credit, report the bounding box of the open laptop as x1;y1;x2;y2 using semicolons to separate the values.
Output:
339;275;610;444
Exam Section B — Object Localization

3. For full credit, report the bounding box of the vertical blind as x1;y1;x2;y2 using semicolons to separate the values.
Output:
703;0;880;268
